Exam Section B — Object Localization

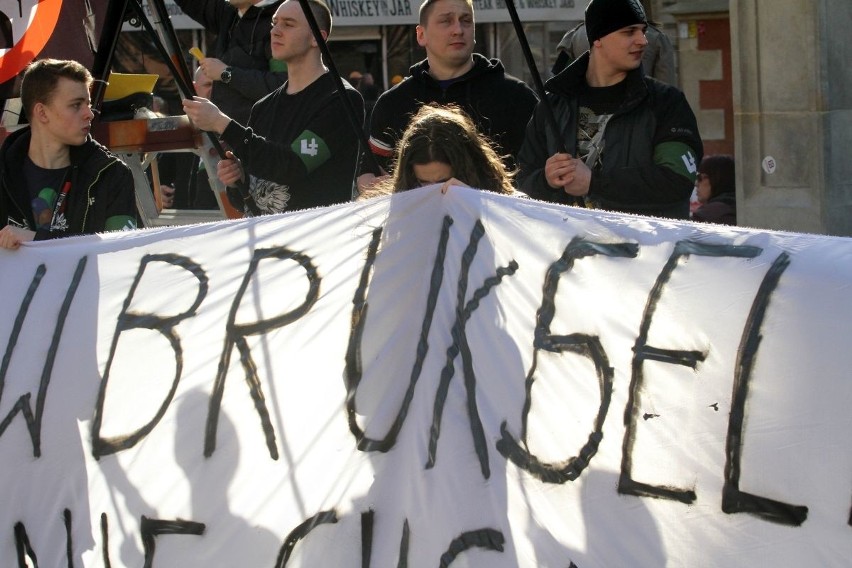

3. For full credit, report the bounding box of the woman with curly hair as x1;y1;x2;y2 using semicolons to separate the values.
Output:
370;103;517;196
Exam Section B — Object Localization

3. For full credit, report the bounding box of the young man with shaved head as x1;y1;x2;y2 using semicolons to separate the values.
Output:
361;0;537;188
183;0;364;214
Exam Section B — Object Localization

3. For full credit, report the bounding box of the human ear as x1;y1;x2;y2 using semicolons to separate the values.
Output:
415;25;427;47
32;102;49;124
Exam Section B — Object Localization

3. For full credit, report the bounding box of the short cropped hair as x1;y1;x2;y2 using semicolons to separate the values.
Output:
21;59;92;120
304;0;333;35
419;0;474;26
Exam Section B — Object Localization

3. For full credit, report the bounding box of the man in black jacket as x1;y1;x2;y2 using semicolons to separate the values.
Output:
183;0;363;214
176;0;287;125
518;0;702;219
0;59;137;250
359;0;538;189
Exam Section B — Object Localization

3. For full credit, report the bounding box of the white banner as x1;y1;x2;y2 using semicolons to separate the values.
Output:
1;188;851;567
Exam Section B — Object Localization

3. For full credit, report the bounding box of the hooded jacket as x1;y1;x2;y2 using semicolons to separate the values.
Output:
0;128;137;240
367;53;538;173
175;0;287;125
518;52;703;219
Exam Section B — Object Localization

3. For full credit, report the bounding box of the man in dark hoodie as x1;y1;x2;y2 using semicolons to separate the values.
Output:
0;59;137;250
360;0;537;189
518;0;702;219
176;0;287;126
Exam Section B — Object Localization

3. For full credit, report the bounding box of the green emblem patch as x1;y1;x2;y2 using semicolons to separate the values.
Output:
105;215;137;231
291;130;331;173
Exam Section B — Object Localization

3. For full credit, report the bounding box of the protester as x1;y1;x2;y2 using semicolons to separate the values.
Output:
692;154;736;225
360;0;537;188
174;0;287;126
551;21;677;85
366;104;515;197
517;0;702;219
182;0;364;214
0;59;137;250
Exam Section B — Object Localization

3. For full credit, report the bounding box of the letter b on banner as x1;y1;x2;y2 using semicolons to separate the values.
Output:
92;254;208;458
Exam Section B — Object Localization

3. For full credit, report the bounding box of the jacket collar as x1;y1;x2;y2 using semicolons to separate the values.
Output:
1;126;104;172
410;53;503;85
546;51;648;113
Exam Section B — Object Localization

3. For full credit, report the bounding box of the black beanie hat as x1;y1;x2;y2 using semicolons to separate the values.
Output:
585;0;647;44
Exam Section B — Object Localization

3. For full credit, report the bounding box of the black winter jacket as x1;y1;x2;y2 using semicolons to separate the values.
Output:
1;128;137;239
175;0;286;125
518;53;703;219
367;53;538;173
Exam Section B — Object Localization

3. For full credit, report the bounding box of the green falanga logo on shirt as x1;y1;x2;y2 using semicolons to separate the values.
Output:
291;129;331;173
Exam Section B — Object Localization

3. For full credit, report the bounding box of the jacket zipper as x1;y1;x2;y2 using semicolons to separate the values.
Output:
81;160;116;231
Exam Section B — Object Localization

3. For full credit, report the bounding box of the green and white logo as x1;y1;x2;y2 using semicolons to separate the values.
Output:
655;142;698;180
292;130;331;173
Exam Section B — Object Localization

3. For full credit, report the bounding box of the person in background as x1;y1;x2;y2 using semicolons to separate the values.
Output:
360;0;537;189
0;59;137;250
517;0;702;219
183;66;220;209
551;20;677;85
174;0;287;126
359;72;380;124
348;70;380;125
692;154;736;225
367;104;515;197
150;94;179;209
183;0;364;215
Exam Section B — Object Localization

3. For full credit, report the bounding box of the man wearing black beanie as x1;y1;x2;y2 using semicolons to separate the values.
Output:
517;0;703;219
